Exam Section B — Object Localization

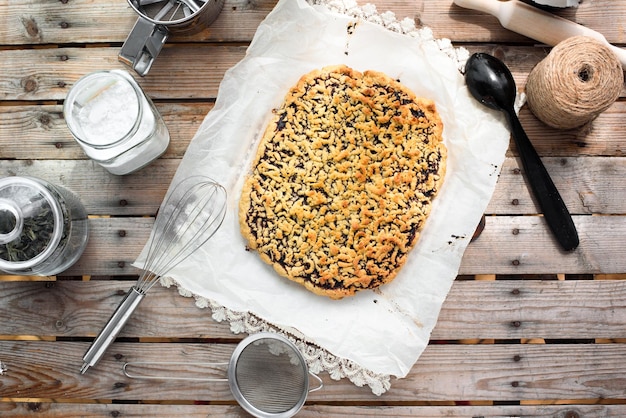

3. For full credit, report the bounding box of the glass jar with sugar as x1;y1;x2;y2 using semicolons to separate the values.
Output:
64;70;170;175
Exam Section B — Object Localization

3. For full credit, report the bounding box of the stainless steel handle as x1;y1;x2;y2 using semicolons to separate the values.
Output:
308;372;324;393
80;287;145;374
123;361;230;381
118;17;169;77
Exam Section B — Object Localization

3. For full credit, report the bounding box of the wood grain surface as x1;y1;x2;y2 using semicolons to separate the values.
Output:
1;0;625;416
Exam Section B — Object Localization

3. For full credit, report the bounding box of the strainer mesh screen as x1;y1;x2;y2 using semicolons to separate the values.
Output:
234;337;307;414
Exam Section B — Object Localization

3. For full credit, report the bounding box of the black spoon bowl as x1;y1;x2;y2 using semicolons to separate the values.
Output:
464;53;579;251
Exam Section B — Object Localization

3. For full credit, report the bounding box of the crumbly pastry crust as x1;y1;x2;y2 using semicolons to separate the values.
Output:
239;65;446;299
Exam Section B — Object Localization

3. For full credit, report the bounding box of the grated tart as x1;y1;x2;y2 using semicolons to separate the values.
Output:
239;65;446;299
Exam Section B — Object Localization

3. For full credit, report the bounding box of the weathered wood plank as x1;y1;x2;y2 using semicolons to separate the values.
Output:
2;101;626;160
515;104;626;158
0;160;176;217
1;341;625;401
2;0;624;45
441;0;626;44
0;403;247;418
68;217;153;275
2;156;626;216
435;279;626;340
0;167;617;275
488;156;626;215
70;214;626;277
0;213;613;276
0;45;247;101
0;0;273;45
0;280;232;340
0;103;209;160
0;44;624;102
0;402;623;418
0;280;624;341
460;214;626;275
308;405;626;418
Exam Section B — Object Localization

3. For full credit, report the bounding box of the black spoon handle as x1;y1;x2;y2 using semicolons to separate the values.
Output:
505;109;579;251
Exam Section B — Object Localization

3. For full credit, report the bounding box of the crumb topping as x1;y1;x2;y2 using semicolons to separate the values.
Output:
239;65;446;299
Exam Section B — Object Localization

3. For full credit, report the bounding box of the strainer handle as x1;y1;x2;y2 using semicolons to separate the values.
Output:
123;361;229;382
308;372;324;393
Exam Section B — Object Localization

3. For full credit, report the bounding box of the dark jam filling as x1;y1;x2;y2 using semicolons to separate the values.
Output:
276;112;288;131
247;71;442;292
411;108;426;119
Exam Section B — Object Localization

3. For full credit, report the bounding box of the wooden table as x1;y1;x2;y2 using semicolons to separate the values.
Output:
1;0;625;416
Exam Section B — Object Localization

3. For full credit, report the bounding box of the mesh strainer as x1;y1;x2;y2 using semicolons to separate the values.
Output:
123;332;323;417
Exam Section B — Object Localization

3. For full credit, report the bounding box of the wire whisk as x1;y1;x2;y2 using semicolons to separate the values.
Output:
80;176;227;374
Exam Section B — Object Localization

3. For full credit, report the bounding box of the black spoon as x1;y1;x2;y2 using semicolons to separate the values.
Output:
464;52;579;251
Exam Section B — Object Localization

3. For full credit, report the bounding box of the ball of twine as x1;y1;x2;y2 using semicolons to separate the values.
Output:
526;35;624;130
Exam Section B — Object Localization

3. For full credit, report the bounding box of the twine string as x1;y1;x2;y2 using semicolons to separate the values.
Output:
526;36;623;130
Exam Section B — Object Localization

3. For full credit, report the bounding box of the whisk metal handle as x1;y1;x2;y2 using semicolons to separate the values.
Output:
80;287;145;374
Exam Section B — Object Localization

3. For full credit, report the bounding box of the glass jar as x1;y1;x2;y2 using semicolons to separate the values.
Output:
63;70;170;175
0;176;89;276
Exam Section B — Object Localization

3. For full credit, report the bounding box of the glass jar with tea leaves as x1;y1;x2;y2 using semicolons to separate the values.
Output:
0;176;89;276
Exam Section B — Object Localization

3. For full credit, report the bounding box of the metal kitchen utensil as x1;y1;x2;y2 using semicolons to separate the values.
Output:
123;332;324;418
119;0;225;76
464;52;579;251
453;0;626;69
80;176;227;374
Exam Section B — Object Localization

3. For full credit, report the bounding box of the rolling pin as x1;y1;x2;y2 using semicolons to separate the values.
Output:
453;0;626;70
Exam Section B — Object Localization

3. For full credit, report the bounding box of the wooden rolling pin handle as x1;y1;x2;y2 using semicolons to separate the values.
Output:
454;0;626;70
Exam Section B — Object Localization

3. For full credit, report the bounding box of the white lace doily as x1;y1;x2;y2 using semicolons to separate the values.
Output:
161;275;393;395
309;0;470;71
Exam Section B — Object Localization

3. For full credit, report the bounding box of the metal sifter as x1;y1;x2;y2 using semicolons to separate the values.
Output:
119;0;225;76
123;332;324;417
80;176;227;374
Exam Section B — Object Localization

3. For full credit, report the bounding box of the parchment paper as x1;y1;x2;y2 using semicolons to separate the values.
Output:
140;0;510;393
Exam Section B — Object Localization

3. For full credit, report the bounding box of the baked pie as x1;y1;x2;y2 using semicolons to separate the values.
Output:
239;65;446;299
